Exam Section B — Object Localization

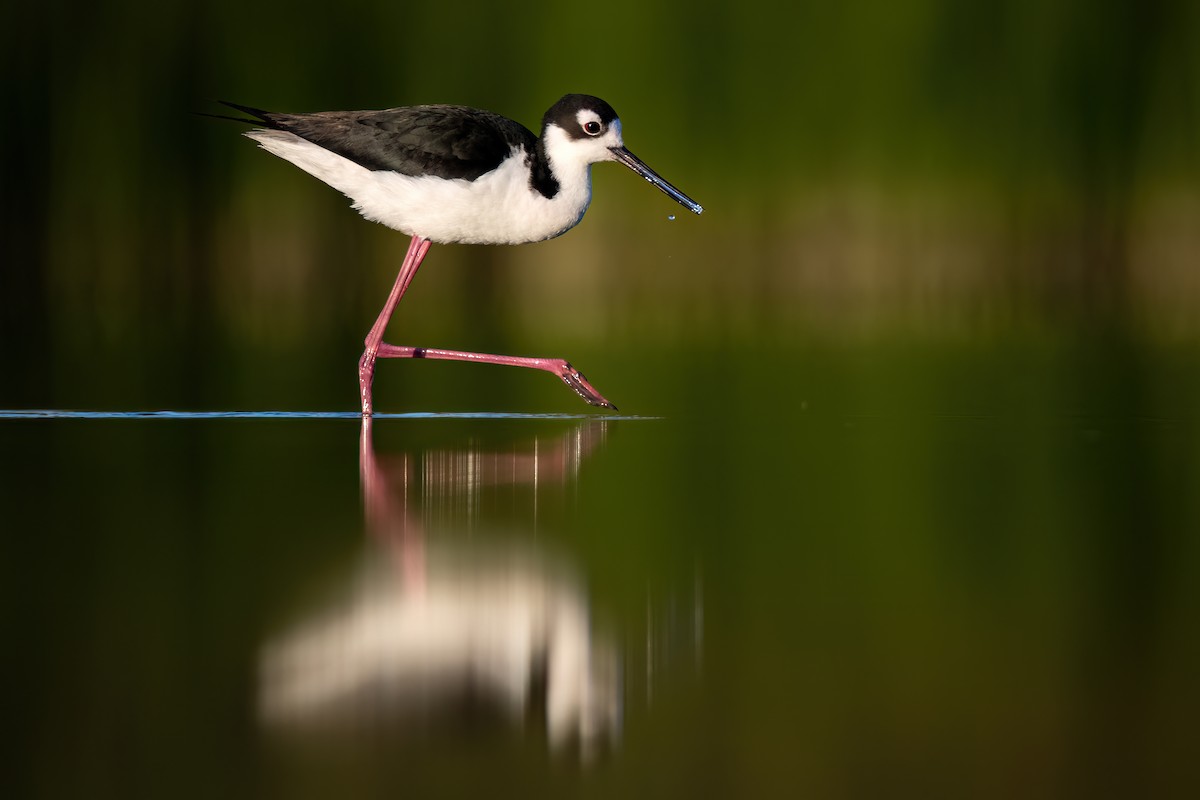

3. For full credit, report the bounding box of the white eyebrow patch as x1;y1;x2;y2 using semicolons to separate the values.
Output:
576;108;604;132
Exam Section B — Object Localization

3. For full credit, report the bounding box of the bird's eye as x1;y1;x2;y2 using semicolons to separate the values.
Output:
583;121;603;136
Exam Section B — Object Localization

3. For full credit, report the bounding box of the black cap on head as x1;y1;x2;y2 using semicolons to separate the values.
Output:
542;94;619;136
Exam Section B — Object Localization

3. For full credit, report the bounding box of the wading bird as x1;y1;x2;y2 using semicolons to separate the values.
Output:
218;94;703;415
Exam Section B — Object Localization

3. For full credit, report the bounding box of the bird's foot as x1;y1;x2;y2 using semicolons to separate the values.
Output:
358;349;377;417
554;361;618;410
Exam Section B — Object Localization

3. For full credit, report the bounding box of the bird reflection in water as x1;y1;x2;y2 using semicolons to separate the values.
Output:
258;418;620;759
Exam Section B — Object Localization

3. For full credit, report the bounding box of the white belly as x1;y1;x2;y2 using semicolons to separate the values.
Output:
246;131;592;245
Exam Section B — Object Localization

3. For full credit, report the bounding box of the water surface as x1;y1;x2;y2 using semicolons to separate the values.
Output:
4;341;1197;797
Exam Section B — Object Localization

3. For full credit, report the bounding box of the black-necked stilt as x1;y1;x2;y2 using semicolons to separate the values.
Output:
216;94;703;415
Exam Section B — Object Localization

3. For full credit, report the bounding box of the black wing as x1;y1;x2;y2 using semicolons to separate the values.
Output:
221;101;536;180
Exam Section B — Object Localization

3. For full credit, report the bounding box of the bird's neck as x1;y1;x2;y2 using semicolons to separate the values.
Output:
527;139;561;199
529;133;592;203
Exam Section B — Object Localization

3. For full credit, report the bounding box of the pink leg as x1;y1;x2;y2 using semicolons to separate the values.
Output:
358;235;616;415
359;236;431;416
375;344;615;409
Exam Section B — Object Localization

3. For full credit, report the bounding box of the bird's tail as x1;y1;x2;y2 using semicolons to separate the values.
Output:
196;101;281;128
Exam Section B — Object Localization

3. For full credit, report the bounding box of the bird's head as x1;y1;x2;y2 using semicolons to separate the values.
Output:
541;94;703;215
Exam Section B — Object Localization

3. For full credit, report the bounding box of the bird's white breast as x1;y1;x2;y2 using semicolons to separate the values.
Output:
246;131;593;245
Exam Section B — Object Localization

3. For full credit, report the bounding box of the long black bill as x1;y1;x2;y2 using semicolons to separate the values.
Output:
610;146;704;215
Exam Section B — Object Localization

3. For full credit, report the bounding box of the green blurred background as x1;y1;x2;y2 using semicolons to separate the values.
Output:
3;2;1200;797
3;0;1198;411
